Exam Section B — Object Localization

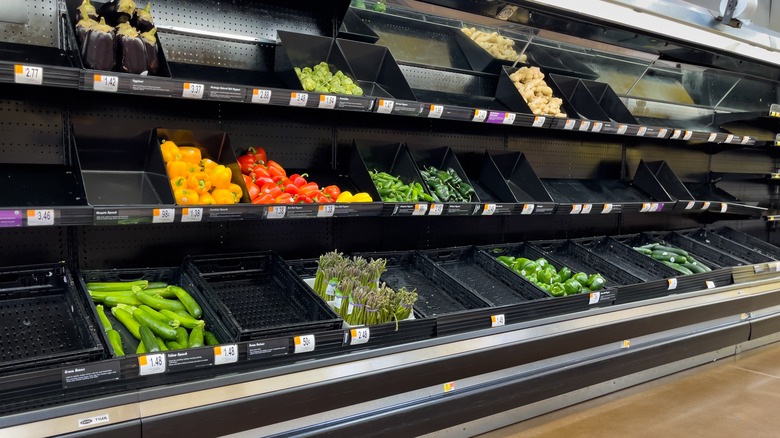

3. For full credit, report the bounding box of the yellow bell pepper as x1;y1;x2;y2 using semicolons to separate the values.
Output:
167;160;198;179
174;188;199;205
227;183;243;202
351;192;373;202
170;176;187;190
187;172;212;195
198;193;216;205
336;191;353;202
210;165;232;189
177;146;202;164
211;188;235;205
200;158;218;172
160;140;180;163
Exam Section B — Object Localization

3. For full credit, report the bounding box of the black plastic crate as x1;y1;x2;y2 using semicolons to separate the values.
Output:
547;74;611;122
530;239;643;288
496;66;577;117
354;250;490;318
78;266;233;356
681;229;773;265
712;227;780;261
574;236;679;282
639;231;748;268
338;9;380;43
580;80;638;124
0;263;105;376
185;252;342;342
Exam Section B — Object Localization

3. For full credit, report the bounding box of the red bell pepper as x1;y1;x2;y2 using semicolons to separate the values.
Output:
254;176;274;187
299;182;320;196
260;182;282;198
242;174;254;187
322;185;341;199
237;154;255;174
249;147;267;164
289;173;308;187
252;193;274;204
246;182;260;201
284;183;301;196
313;192;333;203
267;160;286;178
275;193;293;204
252;165;271;179
297;194;313;204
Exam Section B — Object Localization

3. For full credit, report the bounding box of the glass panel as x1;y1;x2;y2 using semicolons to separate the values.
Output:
717;76;780;112
626;60;741;108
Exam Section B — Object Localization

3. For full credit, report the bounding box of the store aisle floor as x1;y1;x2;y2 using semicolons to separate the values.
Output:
479;342;780;438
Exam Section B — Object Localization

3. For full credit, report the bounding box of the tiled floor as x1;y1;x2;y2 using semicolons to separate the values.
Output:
479;342;780;438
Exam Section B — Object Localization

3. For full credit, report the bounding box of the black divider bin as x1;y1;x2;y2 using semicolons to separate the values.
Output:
63;0;172;77
453;27;528;74
275;30;356;92
156;129;250;204
684;181;766;216
456;152;519;206
525;46;598;80
185;252;342;342
712;227;780;260
338;9;380;44
0;263;105;376
547;74;610;121
496;66;577;118
489;151;556;214
407;145;480;214
73;127;175;206
574;236;679;282
337;38;416;100
77;266;233;357
530;239;642;289
580;80;638;124
354;250;490;318
643;161;701;211
681;229;773;265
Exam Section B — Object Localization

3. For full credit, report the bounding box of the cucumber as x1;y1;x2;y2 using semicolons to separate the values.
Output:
134;291;187;313
687;257;712;272
139;325;160;353
106;329;125;356
138;305;180;328
162;309;205;329
188;326;205;348
111;307;141;340
132;307;178;341
661;261;693;275
652;252;687;264
167;286;203;319
653;245;688;257
86;280;148;292
204;331;219;346
633;247;653;255
680;262;706;274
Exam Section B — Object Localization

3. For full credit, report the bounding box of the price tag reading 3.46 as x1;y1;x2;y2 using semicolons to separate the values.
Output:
294;335;315;354
214;345;238;365
138;353;166;376
152;208;174;224
93;74;118;92
14;65;43;85
27;209;54;226
182;83;204;99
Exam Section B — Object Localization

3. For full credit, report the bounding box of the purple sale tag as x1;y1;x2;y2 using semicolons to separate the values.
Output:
486;112;506;124
0;210;22;227
657;203;664;212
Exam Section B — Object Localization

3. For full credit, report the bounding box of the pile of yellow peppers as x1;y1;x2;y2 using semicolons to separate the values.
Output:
161;140;244;205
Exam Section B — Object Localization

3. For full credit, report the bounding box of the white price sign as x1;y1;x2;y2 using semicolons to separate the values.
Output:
472;109;487;122
214;344;238;365
725;134;734;143
252;89;272;104
741;136;751;144
588;292;601;304
428;104;443;119
683;131;693;140
617;124;628;135
563;119;576;130
658;128;668;138
602;203;613;214
579;121;591;131
181;207;203;223
412;204;428;216
701;201;711;210
290;92;308;107
482;204;497;216
428;204;444;216
93;74;118;92
377;99;394;114
581;204;593;214
138;353;166;376
152;208;174;223
182;82;204;99
592;122;603;133
490;314;505;327
671;130;682;139
720;203;728;213
637;126;647;136
685;201;695;210
14;64;42;85
708;133;718;142
532;116;546;127
318;94;337;109
267;206;286;219
294;334;315;354
570;204;583;214
667;278;678;290
350;327;370;345
502;112;516;124
706;280;716;289
521;204;534;215
317;205;335;218
27;209;54;226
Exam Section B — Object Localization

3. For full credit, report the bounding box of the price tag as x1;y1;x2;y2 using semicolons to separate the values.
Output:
472;109;487;122
428;104;443;119
658;128;668;138
602;203;613;214
725;134;734;143
428;204;444;216
290;92;308;107
588;292;601;304
350;327;370;345
182;82;204;99
317;205;335;218
701;201;711;210
152;208;174;224
93;74;118;92
213;344;238;365
683;131;693;140
649;202;659;212
490;314;505;327
267;206;286;219
443;382;455;392
685;201;695;210
720;203;728;213
138;353;166;376
667;278;678;290
377;99;394;114
14;65;43;85
581;204;593;214
592;122;603;133
502;112;516;125
412;204;428;216
570;204;582;214
251;89;272;104
637;126;647;136
707;133;718;142
617;125;628;135
294;335;315;354
741;136;751;144
579;121;591;131
521;204;534;215
741;312;750;320
563;119;576;130
181;207;203;223
621;340;631;349
640;203;651;213
318;94;337;109
532;116;546;127
27;209;54;226
706;280;715;289
482;204;497;216
671;129;682;140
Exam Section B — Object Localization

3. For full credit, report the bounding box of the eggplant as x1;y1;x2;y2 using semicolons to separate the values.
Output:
99;0;136;25
116;22;146;74
76;0;99;21
81;18;116;71
140;27;159;74
132;3;155;33
75;16;98;46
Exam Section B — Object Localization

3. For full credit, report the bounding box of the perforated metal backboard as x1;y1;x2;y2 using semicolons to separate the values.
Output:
0;0;58;47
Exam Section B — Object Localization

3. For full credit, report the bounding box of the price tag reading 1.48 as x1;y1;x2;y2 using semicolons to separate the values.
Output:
290;92;308;107
182;82;204;99
138;353;166;376
532;116;546;127
14;65;43;85
27;209;54;226
152;208;174;224
294;334;315;354
181;207;203;223
214;344;238;365
350;327;370;345
93;74;118;92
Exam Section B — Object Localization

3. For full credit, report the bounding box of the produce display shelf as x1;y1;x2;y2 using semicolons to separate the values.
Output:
712;227;780;260
681;228;774;265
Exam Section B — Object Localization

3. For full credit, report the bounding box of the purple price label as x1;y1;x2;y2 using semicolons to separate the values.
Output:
657;203;664;212
487;112;506;124
0;210;22;227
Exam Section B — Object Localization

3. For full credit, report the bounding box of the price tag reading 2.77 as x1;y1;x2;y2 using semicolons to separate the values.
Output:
14;65;43;85
182;83;204;99
294;335;315;354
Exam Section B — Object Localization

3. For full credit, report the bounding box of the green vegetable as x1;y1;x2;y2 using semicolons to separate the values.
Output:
139;325;160;353
633;247;653;255
497;256;515;266
106;329;124;356
166;341;184;350
138;305;180;328
563;279;583;295
138;287;176;299
370;171;430;203
680;262;706;274
155;336;168;352
86;280;148;292
134;290;187;313
161;309;205;329
651;251;686;263
498;253;605;297
132;307;178;341
102;295;142;307
167;286;203;319
573;272;589;284
420;165;475;202
204;331;220;346
89;290;136;303
96;305;112;332
653;245;689;257
294;62;363;96
588;275;606;291
373;1;386;12
661;261;694;275
175;327;188;346
549;283;566;297
136;342;146;354
188;326;205;348
147;282;169;289
558;267;572;281
111;307;141;340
